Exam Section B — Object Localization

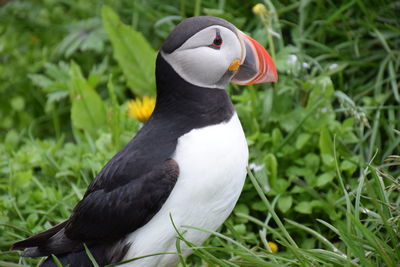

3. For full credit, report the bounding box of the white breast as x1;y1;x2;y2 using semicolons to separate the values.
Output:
121;113;248;267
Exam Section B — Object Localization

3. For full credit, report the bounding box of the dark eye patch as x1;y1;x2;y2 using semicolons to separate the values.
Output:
209;32;223;50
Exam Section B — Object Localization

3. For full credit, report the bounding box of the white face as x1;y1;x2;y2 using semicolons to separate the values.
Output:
161;25;243;89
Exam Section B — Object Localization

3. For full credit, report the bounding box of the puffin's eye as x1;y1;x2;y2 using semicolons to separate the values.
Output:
209;33;222;49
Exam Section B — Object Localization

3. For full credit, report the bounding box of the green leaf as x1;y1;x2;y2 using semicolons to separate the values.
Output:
286;166;314;180
340;160;357;173
295;133;311;150
278;195;293;213
294;201;312;214
233;224;247;234
272;178;290;194
29;73;53;88
234;203;249;216
271;128;282;148
319;128;334;167
306;76;334;108
4;130;19;150
234;203;250;223
251;201;267;211
102;6;156;96
11;97;25;111
26;213;38;228
316;172;336;187
304;153;320;174
341;117;354;132
106;77;124;148
69;62;107;137
264;153;278;188
12;170;32;188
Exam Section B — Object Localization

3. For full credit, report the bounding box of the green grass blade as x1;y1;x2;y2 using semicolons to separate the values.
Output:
83;243;100;267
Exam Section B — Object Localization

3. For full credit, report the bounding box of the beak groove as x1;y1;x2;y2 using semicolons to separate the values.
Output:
232;32;278;85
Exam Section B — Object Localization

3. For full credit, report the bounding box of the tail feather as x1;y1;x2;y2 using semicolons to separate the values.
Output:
12;220;80;257
12;221;68;250
21;228;79;257
12;219;131;266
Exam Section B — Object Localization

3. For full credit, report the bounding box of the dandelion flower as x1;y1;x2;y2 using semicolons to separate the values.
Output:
252;3;268;15
127;96;156;123
267;241;278;253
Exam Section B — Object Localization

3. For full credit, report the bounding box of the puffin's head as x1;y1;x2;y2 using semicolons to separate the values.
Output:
160;16;277;89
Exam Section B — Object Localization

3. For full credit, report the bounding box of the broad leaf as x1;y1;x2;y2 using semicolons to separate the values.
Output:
69;62;107;137
278;195;293;213
102;6;156;96
319;128;334;167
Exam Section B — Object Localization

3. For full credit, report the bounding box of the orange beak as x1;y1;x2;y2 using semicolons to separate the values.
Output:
231;31;278;85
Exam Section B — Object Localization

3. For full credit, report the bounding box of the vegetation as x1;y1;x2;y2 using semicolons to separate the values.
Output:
0;0;399;266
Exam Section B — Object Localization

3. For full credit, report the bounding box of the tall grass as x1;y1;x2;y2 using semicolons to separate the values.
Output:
0;0;399;266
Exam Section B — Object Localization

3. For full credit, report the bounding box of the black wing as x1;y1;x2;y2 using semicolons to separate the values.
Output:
65;158;179;241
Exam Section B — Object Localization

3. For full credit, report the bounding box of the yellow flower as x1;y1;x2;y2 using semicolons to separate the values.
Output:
127;96;156;123
31;35;39;45
267;241;278;253
252;3;268;15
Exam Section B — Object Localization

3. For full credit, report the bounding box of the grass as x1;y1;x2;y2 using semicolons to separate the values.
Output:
0;0;399;266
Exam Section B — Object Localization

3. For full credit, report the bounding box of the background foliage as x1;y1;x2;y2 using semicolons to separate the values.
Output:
0;0;399;266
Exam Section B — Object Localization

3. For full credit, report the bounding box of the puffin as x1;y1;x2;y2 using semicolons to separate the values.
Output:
12;16;277;267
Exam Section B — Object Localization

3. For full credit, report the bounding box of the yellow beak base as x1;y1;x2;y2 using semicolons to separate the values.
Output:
228;59;241;71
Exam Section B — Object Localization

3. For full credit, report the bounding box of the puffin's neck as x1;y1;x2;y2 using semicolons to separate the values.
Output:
153;53;234;125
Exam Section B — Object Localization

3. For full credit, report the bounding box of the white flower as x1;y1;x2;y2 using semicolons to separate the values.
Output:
287;54;298;66
328;63;338;70
249;162;264;172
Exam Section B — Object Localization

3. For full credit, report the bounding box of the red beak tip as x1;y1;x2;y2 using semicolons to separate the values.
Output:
232;32;278;85
246;35;278;84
